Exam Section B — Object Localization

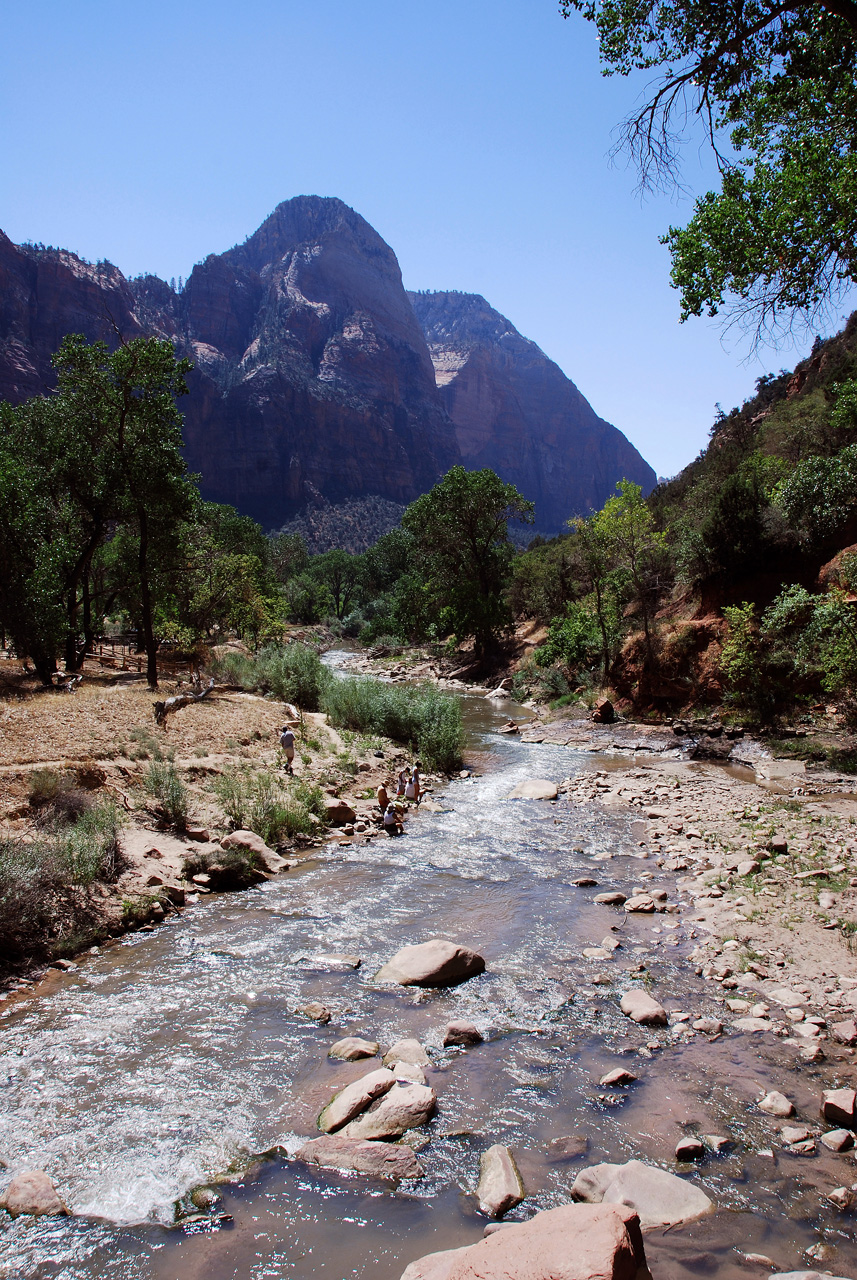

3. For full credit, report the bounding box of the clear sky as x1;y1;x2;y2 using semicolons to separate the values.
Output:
3;0;853;479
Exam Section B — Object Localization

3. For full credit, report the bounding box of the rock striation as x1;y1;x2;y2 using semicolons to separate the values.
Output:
409;290;656;534
0;201;655;535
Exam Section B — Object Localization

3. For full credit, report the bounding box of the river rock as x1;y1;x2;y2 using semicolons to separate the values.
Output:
221;829;287;871
733;1017;772;1032
829;1019;857;1046
296;1135;423;1180
592;698;615;724
324;797;357;825
392;1061;427;1084
821;1128;854;1152
769;1274;854;1280
318;1068;395;1133
571;1158;714;1229
341;1081;436;1140
675;1137;704;1161
619;989;668;1026
703;1135;734;1154
329;1037;379;1061
507;779;559;800
822;1088;857;1128
383;1039;430;1066
624;895;656;913
376;939;486;987
547;1133;589;1160
300;1002;331;1024
476;1144;525;1217
595;892;627;905
0;1170;67;1217
599;1068;637;1087
693;1018;723;1034
443;1021;483;1047
399;1202;646;1280
759;1091;794;1118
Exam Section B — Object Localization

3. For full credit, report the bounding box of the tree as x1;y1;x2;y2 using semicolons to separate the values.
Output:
402;467;534;656
592;481;668;671
568;515;625;682
50;336;196;688
562;0;857;337
309;549;364;620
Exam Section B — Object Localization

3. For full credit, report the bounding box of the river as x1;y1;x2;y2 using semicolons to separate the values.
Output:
0;666;852;1279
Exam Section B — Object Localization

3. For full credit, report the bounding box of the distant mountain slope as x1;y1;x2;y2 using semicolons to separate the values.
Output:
409;290;656;531
0;198;655;537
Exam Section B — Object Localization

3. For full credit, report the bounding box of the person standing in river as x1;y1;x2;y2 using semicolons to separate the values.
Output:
376;782;389;813
405;763;421;805
396;769;407;799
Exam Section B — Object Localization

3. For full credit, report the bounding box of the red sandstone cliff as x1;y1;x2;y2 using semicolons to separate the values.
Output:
409;290;656;532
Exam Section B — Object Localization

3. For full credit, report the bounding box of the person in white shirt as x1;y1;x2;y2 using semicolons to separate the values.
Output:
279;726;296;774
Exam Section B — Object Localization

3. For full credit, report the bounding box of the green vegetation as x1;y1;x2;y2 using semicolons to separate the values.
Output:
0;796;124;970
562;0;857;337
210;642;328;710
321;677;464;772
213;768;326;844
144;762;191;830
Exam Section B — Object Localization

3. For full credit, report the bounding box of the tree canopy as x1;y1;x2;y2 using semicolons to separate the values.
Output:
561;0;857;338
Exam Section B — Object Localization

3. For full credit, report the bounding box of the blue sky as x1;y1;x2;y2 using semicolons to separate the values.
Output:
3;0;852;478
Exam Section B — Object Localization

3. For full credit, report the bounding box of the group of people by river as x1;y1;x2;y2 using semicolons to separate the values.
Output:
377;764;421;835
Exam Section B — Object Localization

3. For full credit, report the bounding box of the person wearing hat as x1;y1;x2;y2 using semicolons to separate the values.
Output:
279;725;296;773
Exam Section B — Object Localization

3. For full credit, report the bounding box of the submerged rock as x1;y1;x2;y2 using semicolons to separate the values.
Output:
0;1170;67;1217
571;1158;714;1230
296;1135;423;1180
476;1144;525;1217
759;1091;794;1119
443;1021;483;1047
376;939;486;987
341;1081;436;1140
399;1202;646;1280
383;1039;430;1066
507;779;559;800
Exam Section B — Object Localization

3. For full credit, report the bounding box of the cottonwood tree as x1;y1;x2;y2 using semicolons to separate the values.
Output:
402;466;534;656
562;0;857;339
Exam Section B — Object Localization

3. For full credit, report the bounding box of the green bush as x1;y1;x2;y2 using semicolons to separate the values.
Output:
145;762;191;829
213;768;322;843
209;641;329;710
0;798;125;970
322;677;463;772
537;602;603;672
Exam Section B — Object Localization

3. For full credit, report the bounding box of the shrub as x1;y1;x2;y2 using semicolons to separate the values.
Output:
322;677;463;772
145;762;191;830
213;768;322;843
209;642;329;710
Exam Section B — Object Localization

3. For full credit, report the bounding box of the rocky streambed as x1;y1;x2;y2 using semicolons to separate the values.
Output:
3;686;857;1280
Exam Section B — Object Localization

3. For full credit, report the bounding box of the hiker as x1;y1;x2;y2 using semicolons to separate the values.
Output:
280;725;296;774
405;763;421;804
395;769;407;798
383;802;402;836
377;782;389;813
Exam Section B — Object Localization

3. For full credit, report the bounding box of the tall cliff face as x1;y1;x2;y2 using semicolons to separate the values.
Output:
0;200;655;536
409;290;656;531
0;200;459;528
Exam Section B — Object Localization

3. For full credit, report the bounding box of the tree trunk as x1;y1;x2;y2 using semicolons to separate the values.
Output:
65;585;78;672
78;566;94;669
138;507;158;688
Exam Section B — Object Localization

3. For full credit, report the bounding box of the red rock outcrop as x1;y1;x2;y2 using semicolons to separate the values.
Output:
409;290;656;533
0;201;655;534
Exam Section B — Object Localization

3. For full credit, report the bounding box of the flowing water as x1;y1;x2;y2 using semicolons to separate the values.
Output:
1;665;855;1279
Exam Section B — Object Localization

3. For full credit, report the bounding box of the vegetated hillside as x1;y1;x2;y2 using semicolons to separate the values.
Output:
651;311;857;615
410;290;656;535
272;495;406;554
509;313;857;719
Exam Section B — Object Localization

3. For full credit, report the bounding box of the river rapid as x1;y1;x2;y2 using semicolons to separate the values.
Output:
1;665;855;1280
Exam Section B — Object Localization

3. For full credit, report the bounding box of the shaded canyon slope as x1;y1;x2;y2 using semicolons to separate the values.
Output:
409;290;656;532
0;198;654;534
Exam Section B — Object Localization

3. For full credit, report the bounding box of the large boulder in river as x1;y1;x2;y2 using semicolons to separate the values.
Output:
508;779;559;800
341;1081;436;1139
318;1068;395;1133
0;1170;67;1217
398;1202;646;1280
477;1143;525;1217
571;1158;714;1230
329;1037;379;1062
296;1135;422;1181
324;797;357;826
221;829;287;871
619;989;668;1026
376;939;486;987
